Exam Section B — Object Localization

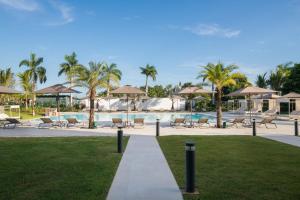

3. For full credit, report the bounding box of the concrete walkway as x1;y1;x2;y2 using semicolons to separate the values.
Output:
261;134;300;147
106;135;183;200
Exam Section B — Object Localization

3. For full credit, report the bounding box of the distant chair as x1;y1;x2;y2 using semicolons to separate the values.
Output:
1;118;22;129
39;118;63;128
112;118;124;128
133;118;144;128
193;118;210;128
227;118;246;128
263;109;277;116
66;118;81;128
170;118;186;128
257;117;277;128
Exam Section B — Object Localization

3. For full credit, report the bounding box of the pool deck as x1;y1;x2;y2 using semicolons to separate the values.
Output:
0;122;296;137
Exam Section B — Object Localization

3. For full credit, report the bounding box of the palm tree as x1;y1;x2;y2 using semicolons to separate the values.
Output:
255;72;268;88
17;71;32;110
74;61;105;129
268;63;292;91
102;63;122;97
140;64;158;95
198;62;238;128
19;53;47;116
58;52;83;105
0;67;15;87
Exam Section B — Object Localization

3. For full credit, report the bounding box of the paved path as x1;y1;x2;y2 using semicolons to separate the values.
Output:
106;135;183;200
261;134;300;147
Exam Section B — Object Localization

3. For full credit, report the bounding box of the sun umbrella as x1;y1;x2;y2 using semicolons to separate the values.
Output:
111;85;145;126
35;84;81;112
179;87;212;127
227;86;276;122
0;86;21;94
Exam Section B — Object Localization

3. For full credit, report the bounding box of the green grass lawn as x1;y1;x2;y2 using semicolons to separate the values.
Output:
5;111;43;120
0;137;128;200
158;136;300;200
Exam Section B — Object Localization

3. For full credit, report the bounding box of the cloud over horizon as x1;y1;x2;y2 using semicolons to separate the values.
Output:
0;0;39;11
184;23;241;38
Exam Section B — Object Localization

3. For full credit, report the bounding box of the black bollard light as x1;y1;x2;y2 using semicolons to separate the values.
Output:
185;141;196;193
252;119;256;136
117;127;123;153
156;119;160;137
295;119;299;136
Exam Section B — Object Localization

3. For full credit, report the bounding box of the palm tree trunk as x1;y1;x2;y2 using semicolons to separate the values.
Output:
216;88;222;128
25;94;28;111
89;89;96;129
107;80;110;97
70;78;73;106
32;83;35;116
145;76;148;96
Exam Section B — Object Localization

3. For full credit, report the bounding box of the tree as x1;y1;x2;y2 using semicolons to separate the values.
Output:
74;61;105;129
255;72;268;88
148;85;165;97
0;67;15;87
17;71;32;110
282;63;300;94
198;62;238;128
58;52;83;105
19;53;47;116
140;64;157;96
102;63;122;97
268;63;291;91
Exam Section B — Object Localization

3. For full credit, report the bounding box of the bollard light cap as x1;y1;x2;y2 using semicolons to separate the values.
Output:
185;141;195;147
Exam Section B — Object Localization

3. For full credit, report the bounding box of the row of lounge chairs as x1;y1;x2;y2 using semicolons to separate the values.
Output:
0;116;277;129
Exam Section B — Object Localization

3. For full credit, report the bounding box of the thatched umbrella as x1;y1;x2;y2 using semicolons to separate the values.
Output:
35;84;81;112
0;86;21;94
111;85;145;125
179;87;212;126
227;86;276;122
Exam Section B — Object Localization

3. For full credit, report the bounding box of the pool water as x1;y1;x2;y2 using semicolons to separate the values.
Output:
50;112;215;123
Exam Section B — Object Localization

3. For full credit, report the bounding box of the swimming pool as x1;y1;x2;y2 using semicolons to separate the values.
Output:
50;112;215;123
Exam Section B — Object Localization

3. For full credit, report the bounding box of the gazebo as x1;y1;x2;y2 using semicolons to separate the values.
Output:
0;86;22;118
35;84;81;112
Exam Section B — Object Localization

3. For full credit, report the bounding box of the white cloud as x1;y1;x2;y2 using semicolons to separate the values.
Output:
47;0;74;26
183;24;241;38
0;0;39;11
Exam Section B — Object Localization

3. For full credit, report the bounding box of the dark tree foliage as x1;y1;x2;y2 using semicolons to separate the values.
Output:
282;63;300;94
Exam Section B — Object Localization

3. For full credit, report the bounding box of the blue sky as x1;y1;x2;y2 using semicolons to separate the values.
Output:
0;0;300;92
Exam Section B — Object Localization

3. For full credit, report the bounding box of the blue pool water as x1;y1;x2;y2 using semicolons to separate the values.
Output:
50;112;215;123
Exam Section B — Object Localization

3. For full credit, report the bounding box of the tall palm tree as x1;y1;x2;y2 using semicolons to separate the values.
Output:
268;63;291;91
17;71;32;110
255;72;268;88
0;67;15;87
140;64;157;96
102;63;122;97
58;52;83;105
198;62;238;128
19;53;47;116
74;61;105;129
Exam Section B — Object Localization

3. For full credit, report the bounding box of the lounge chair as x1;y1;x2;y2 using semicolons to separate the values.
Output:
66;118;81;128
39;118;63;128
290;111;300;119
112;118;124;128
257;117;277;128
170;118;186;128
263;109;277;116
245;108;260;115
133;118;144;128
193;118;210;128
1;118;22;129
227;118;246;128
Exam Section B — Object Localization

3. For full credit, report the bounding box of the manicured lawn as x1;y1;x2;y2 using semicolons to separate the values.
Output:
0;137;128;200
5;111;43;120
158;136;300;200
